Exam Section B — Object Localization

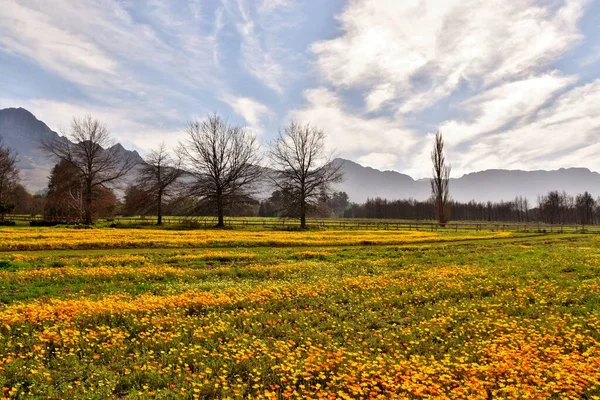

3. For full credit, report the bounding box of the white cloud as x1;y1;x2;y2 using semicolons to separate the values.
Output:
0;0;230;157
229;0;302;94
365;84;396;112
291;88;419;164
448;77;600;176
0;1;117;87
237;17;285;94
312;0;586;113
291;75;600;179
356;153;399;170
294;0;600;178
223;95;273;135
440;73;576;146
0;0;223;97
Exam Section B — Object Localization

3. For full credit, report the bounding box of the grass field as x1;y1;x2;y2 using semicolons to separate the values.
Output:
0;227;599;399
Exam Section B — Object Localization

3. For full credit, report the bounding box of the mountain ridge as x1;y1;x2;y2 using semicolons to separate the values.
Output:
0;107;143;192
1;107;599;203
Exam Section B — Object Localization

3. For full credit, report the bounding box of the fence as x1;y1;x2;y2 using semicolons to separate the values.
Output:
5;214;600;233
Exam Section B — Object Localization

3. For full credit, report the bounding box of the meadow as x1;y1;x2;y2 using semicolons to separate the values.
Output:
0;227;599;399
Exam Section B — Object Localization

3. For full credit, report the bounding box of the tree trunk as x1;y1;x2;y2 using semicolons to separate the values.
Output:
216;194;224;228
215;192;225;228
300;199;307;229
157;192;163;226
84;182;93;225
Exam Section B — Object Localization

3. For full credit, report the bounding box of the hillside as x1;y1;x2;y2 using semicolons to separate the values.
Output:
0;107;143;192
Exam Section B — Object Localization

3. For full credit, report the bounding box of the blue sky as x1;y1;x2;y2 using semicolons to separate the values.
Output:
1;0;599;178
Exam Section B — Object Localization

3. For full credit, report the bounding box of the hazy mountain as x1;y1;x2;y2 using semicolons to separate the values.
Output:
335;159;600;203
445;168;600;204
332;159;428;201
0;107;61;191
2;107;599;203
0;107;143;192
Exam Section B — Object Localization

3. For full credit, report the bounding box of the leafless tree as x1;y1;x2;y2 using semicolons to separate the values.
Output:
576;191;596;226
0;139;19;204
431;131;451;226
41;116;136;224
542;190;561;224
514;195;530;222
268;121;342;229
179;113;262;228
135;142;185;225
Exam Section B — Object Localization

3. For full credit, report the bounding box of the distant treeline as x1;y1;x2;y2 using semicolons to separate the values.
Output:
346;190;598;225
4;183;600;226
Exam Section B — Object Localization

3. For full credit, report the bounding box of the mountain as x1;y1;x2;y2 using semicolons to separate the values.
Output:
2;107;599;202
446;168;600;204
0;107;62;191
0;107;143;192
334;159;600;203
333;159;427;201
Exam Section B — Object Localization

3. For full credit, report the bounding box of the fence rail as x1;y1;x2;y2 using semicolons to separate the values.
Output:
4;214;600;233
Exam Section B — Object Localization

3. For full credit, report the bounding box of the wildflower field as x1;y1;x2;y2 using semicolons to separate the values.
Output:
0;227;599;399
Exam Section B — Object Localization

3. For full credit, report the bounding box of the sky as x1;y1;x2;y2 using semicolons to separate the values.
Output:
0;0;599;178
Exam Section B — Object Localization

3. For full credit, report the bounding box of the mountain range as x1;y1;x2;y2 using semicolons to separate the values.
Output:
335;159;600;203
1;107;599;203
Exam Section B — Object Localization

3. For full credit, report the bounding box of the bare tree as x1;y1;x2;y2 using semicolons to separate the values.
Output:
268;121;342;229
513;195;530;222
180;113;262;228
576;191;596;226
431;131;451;226
41;116;136;224
0;139;19;204
135;142;185;225
545;190;561;224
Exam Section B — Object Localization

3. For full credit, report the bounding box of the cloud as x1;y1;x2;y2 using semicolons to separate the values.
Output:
365;84;396;112
291;88;419;164
0;0;227;102
294;0;600;179
236;12;285;94
0;0;231;155
311;0;586;113
447;77;600;176
356;153;399;170
227;0;302;94
0;2;117;87
440;73;577;146
223;95;273;135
